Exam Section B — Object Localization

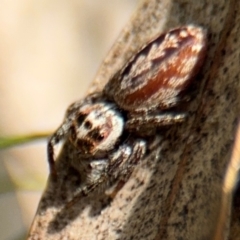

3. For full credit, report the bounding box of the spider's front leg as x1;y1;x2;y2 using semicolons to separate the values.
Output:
125;112;187;135
48;124;71;177
66;139;146;206
106;139;146;198
81;139;146;195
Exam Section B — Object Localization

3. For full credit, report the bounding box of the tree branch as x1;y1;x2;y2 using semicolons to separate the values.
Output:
28;0;240;239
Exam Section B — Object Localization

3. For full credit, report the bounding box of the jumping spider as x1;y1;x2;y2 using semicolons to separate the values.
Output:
47;26;207;201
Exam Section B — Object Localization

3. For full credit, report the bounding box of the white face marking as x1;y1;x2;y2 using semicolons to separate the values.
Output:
72;102;124;155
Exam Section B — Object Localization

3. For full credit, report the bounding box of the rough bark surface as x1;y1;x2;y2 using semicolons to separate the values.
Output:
28;0;240;239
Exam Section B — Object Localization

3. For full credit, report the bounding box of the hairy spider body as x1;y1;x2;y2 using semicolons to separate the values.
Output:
47;25;207;200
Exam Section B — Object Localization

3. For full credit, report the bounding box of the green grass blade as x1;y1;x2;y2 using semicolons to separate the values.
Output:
0;132;51;149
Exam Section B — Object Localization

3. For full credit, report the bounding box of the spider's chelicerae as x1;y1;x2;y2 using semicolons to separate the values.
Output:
48;25;207;200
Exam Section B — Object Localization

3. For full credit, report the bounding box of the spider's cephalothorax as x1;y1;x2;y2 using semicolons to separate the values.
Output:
48;25;207;199
69;102;124;157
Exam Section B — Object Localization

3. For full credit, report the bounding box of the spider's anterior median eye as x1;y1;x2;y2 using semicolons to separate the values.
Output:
76;113;87;126
84;121;92;129
96;134;104;142
90;129;105;142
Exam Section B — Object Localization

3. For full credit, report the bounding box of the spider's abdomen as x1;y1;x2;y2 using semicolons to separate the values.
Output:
104;26;207;112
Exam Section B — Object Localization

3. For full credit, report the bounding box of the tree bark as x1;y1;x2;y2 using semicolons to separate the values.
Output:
28;0;240;239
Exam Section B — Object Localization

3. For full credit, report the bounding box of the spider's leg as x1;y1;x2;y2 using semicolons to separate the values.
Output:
126;112;187;134
108;139;146;199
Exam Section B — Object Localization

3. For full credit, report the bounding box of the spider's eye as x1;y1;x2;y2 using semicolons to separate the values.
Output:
84;120;92;129
96;133;104;142
76;113;87;126
91;129;105;142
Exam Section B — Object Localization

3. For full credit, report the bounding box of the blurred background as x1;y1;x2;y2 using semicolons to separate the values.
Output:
0;1;138;239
